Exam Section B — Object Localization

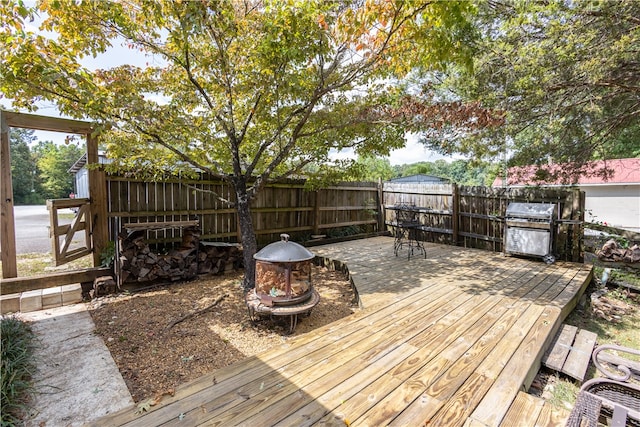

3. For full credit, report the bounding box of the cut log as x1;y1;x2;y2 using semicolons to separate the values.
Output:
93;276;117;297
197;242;243;276
138;267;151;278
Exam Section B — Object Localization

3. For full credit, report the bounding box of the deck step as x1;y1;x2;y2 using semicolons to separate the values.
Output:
501;391;570;427
542;323;597;381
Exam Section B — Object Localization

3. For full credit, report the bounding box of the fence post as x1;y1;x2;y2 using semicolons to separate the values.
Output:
87;132;109;267
0;111;17;278
452;183;459;246
377;179;385;233
313;190;320;235
574;189;585;262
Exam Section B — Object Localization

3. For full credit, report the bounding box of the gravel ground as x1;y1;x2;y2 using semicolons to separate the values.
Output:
87;265;358;403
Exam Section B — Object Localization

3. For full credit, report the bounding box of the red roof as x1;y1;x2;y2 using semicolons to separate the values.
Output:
492;158;640;187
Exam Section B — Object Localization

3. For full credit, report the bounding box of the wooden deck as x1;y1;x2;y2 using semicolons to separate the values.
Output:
94;237;591;426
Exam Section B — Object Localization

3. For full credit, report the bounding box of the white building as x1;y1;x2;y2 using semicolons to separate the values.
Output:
68;151;111;199
493;158;640;232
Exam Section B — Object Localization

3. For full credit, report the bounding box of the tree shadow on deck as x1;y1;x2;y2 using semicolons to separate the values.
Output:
313;236;591;310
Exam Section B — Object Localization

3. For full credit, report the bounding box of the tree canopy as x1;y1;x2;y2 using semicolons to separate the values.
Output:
392;159;499;186
350;155;395;182
33;141;84;200
1;0;476;287
421;0;640;182
8;128;82;204
9;128;41;204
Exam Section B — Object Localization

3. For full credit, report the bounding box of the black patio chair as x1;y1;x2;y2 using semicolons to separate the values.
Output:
391;203;425;260
592;344;640;382
567;345;640;427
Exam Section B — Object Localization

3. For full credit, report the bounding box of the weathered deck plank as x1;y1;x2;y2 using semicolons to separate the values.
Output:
543;324;578;372
93;237;591;427
562;328;597;381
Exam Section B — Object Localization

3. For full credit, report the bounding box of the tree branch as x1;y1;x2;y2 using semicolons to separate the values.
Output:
181;183;235;207
165;293;228;330
132;126;224;177
238;93;263;144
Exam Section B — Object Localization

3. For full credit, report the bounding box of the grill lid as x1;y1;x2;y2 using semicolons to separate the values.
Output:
505;202;555;220
254;234;314;262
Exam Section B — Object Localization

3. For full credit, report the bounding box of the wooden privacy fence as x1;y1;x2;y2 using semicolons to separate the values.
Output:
106;176;381;247
105;176;584;262
382;182;585;262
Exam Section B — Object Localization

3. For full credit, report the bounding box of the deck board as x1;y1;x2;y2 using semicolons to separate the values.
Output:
502;391;569;427
562;328;597;381
304;293;496;427
92;237;591;427
543;323;578;372
501;392;545;426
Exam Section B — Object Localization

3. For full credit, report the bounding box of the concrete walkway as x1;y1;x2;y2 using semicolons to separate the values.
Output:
17;304;133;426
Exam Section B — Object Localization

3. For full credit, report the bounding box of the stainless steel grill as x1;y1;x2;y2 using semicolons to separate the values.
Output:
504;202;556;264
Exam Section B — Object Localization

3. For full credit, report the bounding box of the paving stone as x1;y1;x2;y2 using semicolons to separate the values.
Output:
20;289;43;312
42;286;63;309
0;293;21;314
61;283;82;305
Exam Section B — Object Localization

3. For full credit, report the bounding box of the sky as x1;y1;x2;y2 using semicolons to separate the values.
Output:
330;134;455;166
17;16;457;167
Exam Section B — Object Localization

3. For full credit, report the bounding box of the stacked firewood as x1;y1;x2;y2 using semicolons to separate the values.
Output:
197;243;243;275
118;226;201;283
118;226;243;284
597;239;640;263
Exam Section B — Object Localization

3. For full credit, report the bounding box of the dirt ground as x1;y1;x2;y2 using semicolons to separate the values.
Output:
87;265;358;403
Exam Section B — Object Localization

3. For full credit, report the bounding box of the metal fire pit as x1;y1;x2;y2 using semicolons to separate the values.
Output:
253;233;314;306
245;234;320;333
504;202;556;264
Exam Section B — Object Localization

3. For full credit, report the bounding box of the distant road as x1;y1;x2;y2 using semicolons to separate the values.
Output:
9;205;74;254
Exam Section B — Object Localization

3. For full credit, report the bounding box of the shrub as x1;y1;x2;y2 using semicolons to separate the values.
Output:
1;317;37;426
325;225;365;238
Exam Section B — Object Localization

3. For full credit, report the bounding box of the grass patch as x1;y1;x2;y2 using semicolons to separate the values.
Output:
1;317;37;426
607;268;640;290
1;253;93;277
545;374;580;411
12;254;51;277
58;213;76;221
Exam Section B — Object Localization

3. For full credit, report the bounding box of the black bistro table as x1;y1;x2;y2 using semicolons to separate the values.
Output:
387;203;427;260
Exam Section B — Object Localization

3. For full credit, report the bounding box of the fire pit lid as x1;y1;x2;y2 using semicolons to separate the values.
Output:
254;234;314;262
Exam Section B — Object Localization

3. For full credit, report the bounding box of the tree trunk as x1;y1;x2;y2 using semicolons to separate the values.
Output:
234;184;257;291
